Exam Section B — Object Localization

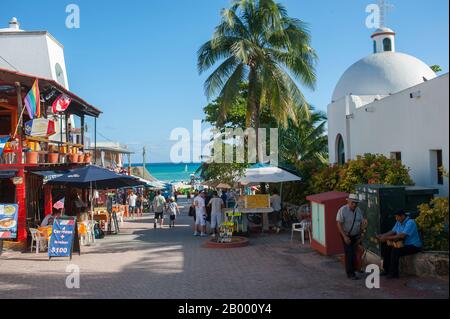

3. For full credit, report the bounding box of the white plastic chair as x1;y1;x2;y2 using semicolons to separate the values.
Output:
291;220;312;245
29;228;47;254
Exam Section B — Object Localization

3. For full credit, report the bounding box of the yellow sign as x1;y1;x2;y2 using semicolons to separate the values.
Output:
244;195;270;209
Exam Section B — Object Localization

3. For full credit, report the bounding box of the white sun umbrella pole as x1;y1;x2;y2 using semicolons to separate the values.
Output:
280;182;283;203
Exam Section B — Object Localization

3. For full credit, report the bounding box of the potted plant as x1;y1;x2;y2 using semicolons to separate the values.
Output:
24;141;39;164
47;145;59;164
84;151;92;164
77;152;85;163
25;149;39;164
68;150;79;163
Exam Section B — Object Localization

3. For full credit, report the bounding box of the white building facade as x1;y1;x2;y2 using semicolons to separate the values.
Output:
0;18;69;88
328;27;449;196
0;17;73;142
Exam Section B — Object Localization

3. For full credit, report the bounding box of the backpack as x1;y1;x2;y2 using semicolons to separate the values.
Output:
94;223;105;239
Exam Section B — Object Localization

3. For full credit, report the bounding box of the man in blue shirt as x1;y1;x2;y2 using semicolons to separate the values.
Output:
376;209;422;279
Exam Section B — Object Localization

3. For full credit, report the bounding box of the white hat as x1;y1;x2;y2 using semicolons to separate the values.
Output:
347;194;361;203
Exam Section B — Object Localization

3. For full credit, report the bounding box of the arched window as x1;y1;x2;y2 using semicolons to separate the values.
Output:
336;134;345;165
383;38;392;52
373;40;377;53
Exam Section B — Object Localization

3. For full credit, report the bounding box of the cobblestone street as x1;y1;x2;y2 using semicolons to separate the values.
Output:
0;200;448;299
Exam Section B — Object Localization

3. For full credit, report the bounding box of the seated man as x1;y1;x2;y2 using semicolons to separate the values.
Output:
40;211;62;227
376;209;422;279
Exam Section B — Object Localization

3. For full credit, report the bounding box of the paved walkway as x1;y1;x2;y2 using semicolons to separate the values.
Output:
0;199;448;299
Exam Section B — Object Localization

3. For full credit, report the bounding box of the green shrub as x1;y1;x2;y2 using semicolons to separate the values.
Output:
338;154;414;193
416;197;449;251
309;154;414;194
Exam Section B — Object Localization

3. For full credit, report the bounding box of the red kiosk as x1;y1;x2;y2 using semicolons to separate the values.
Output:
306;191;349;256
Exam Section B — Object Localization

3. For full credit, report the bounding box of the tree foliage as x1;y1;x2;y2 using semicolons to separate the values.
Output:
309;154;414;194
417;197;449;251
198;0;317;129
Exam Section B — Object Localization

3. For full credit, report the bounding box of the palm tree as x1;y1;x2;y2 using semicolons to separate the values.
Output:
198;0;317;160
279;106;328;165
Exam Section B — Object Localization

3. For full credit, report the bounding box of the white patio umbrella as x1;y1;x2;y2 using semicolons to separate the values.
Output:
238;166;301;202
238;166;301;184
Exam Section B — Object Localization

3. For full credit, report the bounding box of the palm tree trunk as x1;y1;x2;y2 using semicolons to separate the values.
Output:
247;67;261;163
255;103;262;163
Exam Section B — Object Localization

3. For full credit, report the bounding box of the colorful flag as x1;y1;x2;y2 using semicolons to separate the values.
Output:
24;79;41;118
52;94;72;113
0;136;10;157
53;198;65;210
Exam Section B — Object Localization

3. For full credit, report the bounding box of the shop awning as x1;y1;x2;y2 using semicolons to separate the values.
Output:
0;68;102;118
30;170;71;184
0;170;17;179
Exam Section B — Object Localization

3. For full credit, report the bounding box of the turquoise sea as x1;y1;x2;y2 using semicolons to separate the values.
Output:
131;163;201;183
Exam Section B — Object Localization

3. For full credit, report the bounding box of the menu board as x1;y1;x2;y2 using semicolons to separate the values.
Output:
244;195;270;209
48;217;80;260
0;204;19;239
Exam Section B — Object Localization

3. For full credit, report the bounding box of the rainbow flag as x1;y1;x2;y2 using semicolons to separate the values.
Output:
24;79;41;118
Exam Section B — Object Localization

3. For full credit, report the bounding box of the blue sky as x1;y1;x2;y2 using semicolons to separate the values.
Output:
1;0;448;163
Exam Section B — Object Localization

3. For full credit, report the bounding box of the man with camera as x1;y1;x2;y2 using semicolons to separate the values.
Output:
336;194;367;280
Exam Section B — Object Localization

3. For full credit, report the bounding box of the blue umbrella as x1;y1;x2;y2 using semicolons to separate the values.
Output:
48;165;146;189
48;165;146;222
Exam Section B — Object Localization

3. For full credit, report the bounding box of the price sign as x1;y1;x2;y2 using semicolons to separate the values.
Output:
48;217;80;260
245;195;270;209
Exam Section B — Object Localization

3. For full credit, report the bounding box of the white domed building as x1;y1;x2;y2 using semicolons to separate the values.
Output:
327;27;449;196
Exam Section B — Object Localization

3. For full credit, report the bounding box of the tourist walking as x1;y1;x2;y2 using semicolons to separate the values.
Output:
136;194;143;217
193;191;207;237
148;191;155;212
167;197;180;228
270;190;282;232
336;194;367;280
208;191;224;237
153;191;167;228
127;191;138;219
189;190;199;233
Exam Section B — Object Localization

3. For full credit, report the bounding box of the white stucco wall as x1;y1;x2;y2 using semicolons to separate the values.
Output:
46;35;69;89
0;32;68;88
328;74;449;196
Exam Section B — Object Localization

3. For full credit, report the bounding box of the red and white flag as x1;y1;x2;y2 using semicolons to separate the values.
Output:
52;94;72;113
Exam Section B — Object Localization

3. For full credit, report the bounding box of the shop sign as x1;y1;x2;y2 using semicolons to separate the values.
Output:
0;204;19;239
48;217;80;260
244;195;270;209
25;118;56;137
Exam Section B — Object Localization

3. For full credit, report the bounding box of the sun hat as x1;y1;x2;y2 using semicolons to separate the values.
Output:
390;209;408;218
347;194;361;203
